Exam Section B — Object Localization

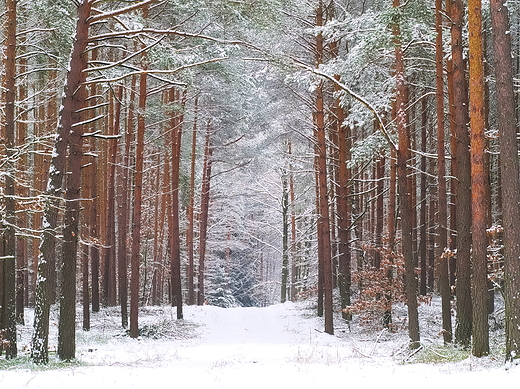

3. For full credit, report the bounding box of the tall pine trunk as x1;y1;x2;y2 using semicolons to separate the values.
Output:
335;78;352;320
315;0;334;335
435;0;452;343
490;0;520;363
57;0;92;361
186;97;198;305
468;0;489;357
450;0;473;347
198;121;213;306
2;0;18;358
394;0;419;348
130;70;147;338
169;88;184;319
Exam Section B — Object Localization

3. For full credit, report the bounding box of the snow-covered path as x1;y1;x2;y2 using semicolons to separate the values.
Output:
1;302;519;388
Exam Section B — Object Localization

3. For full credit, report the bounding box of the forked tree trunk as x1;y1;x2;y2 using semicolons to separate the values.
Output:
56;0;92;361
489;0;520;363
31;0;89;361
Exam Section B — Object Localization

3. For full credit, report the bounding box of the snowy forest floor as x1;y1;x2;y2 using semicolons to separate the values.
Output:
1;297;519;388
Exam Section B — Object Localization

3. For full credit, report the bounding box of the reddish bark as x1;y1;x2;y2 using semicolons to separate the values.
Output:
468;0;489;357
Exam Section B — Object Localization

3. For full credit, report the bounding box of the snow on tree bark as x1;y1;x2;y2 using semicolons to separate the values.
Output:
32;0;92;363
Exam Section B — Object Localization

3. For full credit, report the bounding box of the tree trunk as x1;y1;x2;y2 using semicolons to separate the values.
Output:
31;0;90;363
281;170;289;303
169;88;184;319
2;0;18;358
16;46;29;326
130;66;147;338
315;0;333;336
447;59;457;289
119;75;136;328
450;0;473;347
186;97;198;305
490;0;520;363
335;77;352;320
419;97;428;297
105;87;121;308
90;133;100;314
393;0;419;348
468;0;489;357
435;0;452;343
289;142;298;302
198;121;213;306
57;0;92;361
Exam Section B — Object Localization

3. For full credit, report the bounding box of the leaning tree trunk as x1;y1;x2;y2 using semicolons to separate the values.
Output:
32;0;92;363
490;0;520;363
57;0;92;361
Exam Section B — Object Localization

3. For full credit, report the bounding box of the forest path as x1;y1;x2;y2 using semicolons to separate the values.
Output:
2;302;515;389
192;303;311;344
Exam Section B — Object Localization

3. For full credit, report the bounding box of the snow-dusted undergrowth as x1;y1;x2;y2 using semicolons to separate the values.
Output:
1;297;518;388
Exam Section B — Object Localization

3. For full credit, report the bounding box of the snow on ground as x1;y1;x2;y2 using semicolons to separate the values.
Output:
1;300;519;388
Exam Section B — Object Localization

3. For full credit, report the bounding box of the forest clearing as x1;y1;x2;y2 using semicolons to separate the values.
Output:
1;300;519;388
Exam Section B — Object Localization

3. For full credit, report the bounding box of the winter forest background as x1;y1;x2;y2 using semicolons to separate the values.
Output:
1;0;520;367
